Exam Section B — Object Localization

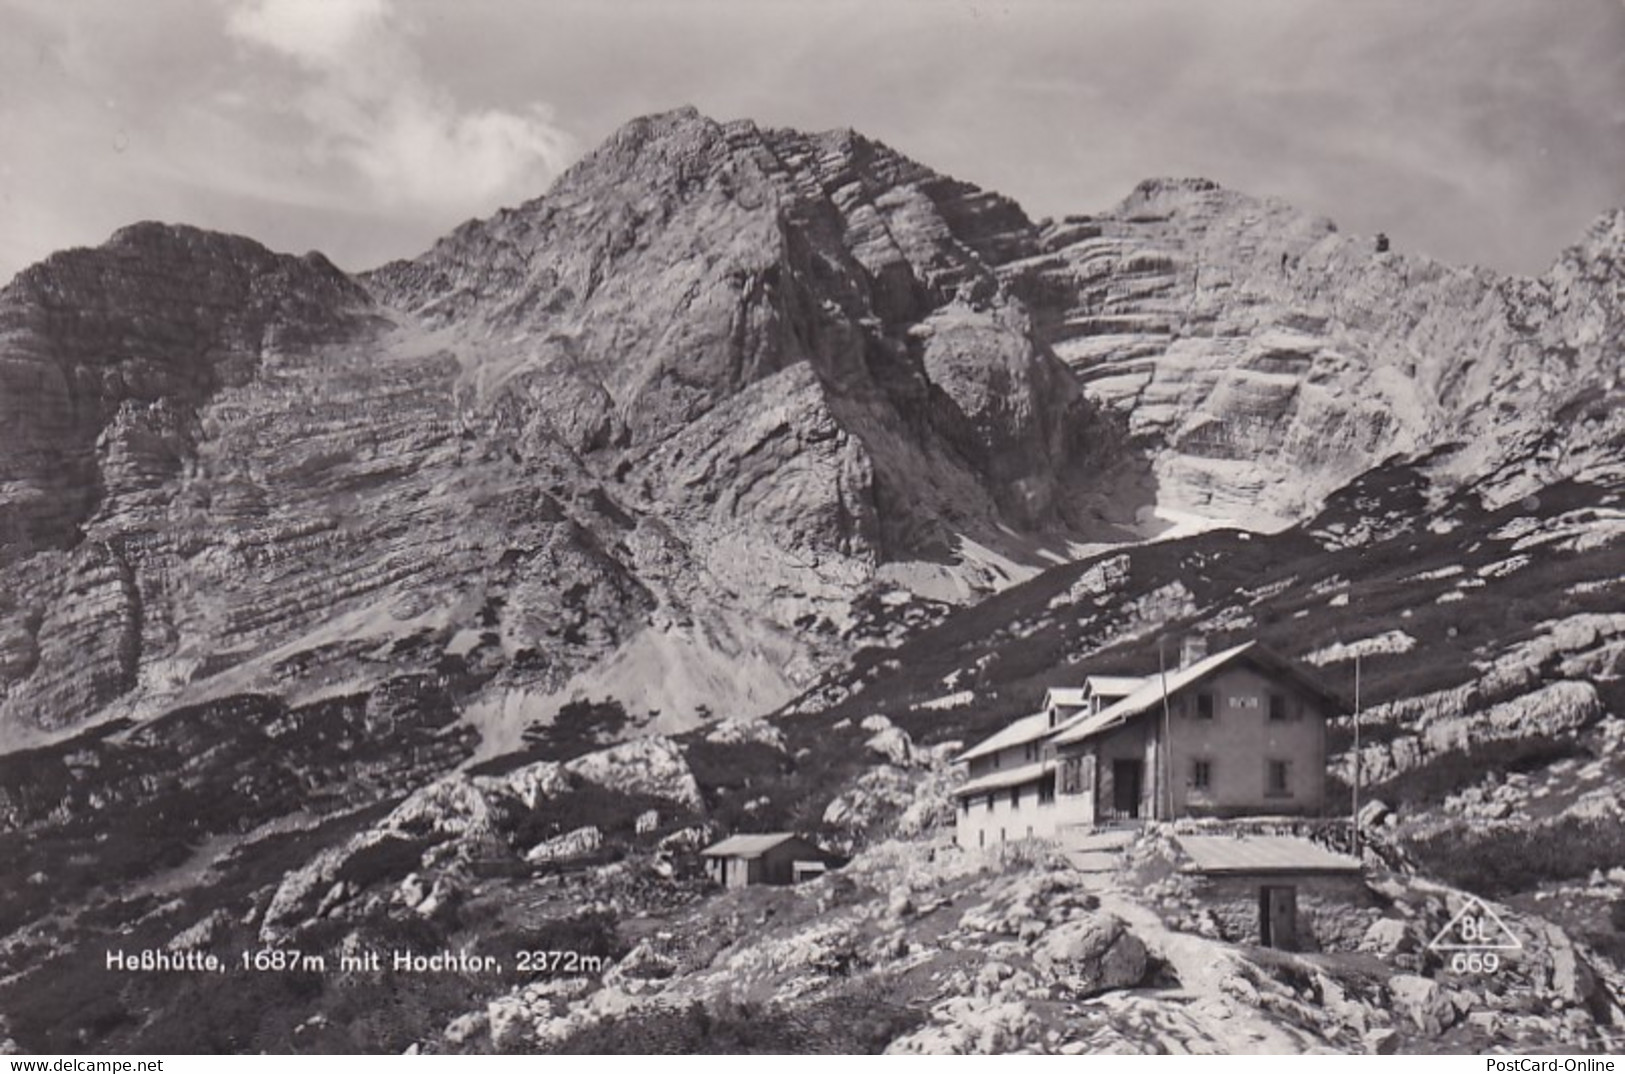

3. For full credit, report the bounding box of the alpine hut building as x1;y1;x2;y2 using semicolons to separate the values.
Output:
953;639;1345;849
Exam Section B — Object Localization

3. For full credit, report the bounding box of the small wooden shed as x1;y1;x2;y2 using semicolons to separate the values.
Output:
700;833;832;888
1177;834;1374;952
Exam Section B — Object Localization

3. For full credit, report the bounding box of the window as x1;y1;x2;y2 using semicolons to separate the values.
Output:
1269;693;1290;722
1267;759;1291;797
1195;692;1215;720
1038;773;1056;804
1192;759;1212;790
960;797;970;816
1009;786;1021;809
985;793;996;813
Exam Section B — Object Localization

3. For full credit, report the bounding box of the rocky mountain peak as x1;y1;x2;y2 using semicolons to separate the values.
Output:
365;107;1117;554
548;104;743;197
0;221;374;558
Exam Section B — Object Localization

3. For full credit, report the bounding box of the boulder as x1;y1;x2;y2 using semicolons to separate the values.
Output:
260;830;414;942
1359;917;1414;955
443;1011;488;1047
659;826;709;851
525;825;603;863
822;765;917;831
1545;925;1598;1007
396;873;430;910
704;719;787;751
1365;1027;1401;1054
1357;798;1391;830
606;940;676;982
167;909;232;952
1031;913;1148;997
386;776;513;840
865;725;916;766
316;880;353;917
1388;974;1456;1035
414;876;462;919
1220;975;1260;1006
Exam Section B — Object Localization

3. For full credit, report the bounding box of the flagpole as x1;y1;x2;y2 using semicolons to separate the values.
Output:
1160;637;1174;822
1352;652;1362;858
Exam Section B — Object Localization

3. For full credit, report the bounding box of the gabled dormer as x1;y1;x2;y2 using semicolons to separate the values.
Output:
1081;675;1150;715
1043;688;1089;728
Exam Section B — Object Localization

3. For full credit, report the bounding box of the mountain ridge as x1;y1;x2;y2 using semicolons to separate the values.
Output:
0;106;1617;752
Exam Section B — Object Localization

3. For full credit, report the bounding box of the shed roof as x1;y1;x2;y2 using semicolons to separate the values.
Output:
952;759;1054;798
957;711;1051;764
1177;835;1362;875
700;833;807;859
1084;675;1149;698
1051;641;1344;747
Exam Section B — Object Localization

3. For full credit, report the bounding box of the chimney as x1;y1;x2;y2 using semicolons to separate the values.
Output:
1179;633;1208;668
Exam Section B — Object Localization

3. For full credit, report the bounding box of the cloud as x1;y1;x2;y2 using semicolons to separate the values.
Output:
224;0;575;211
226;0;389;67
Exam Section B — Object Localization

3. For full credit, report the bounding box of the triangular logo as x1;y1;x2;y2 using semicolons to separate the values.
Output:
1427;894;1523;951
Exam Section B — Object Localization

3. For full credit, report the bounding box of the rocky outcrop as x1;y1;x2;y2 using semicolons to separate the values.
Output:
564;736;703;811
1005;179;1625;529
1351;680;1604;787
482;759;571;811
525;825;603;863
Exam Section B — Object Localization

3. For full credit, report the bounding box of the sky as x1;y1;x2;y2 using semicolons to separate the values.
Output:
2;0;1624;285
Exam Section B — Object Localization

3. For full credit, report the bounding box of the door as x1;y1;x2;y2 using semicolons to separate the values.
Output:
1259;885;1298;950
1112;760;1143;819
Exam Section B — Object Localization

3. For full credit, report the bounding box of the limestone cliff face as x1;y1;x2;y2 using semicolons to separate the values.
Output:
0;223;373;556
368;108;1114;563
0;226;380;736
0;110;1125;741
1005;179;1624;527
0;109;1619;742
